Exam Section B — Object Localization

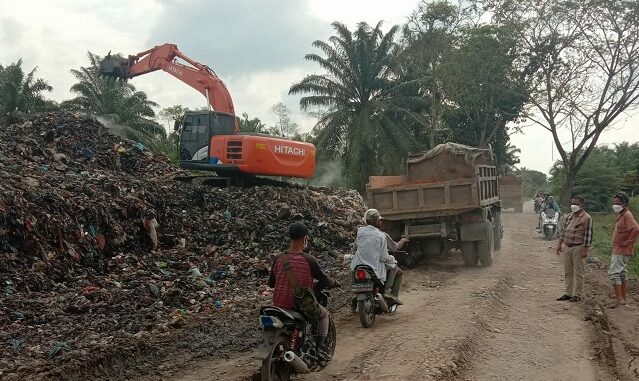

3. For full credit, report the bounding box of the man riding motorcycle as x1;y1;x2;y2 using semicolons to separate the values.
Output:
350;209;409;305
267;222;339;361
537;195;560;230
544;196;560;213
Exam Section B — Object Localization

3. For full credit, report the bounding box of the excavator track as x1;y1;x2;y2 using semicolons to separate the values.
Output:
172;173;300;188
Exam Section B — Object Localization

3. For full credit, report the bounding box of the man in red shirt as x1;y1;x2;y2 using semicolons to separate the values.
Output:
609;192;639;306
267;222;338;360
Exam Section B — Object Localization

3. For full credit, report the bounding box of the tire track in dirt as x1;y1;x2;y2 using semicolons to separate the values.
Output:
298;272;514;381
141;212;615;381
583;263;639;380
464;214;614;381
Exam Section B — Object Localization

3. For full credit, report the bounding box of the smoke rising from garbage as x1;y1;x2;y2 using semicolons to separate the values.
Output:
96;116;131;140
311;159;345;187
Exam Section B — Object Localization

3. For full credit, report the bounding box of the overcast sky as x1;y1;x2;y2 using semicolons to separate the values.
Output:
1;0;637;174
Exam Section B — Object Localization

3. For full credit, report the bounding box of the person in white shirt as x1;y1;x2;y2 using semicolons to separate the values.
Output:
351;209;408;305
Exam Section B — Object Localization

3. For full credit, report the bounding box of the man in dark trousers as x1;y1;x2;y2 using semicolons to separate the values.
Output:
268;222;338;360
556;196;593;302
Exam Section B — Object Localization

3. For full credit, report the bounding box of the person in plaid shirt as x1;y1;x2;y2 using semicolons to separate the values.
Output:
556;196;593;302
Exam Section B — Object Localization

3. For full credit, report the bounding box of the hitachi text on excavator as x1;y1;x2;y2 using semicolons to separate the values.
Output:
99;43;316;181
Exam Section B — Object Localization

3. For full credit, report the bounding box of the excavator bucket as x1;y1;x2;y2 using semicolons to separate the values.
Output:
99;53;130;80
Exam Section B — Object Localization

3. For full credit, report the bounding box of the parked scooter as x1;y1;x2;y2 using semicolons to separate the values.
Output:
256;285;336;381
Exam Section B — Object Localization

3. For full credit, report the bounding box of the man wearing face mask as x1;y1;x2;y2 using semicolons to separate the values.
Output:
556;196;593;302
608;192;639;306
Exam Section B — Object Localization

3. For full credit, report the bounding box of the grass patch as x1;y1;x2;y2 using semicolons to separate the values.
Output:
590;212;639;278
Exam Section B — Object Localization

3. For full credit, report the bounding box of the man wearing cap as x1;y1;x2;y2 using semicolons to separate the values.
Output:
268;222;338;360
609;191;639;306
351;209;409;305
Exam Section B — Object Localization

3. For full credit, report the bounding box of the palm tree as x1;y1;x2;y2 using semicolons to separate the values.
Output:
289;21;425;190
0;59;55;125
63;52;165;142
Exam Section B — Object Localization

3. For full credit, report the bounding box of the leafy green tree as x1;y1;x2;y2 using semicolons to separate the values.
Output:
438;25;527;169
239;112;267;134
0;59;56;125
400;3;526;168
517;167;548;198
611;142;639;196
63;52;165;142
290;21;426;190
549;148;622;211
152;131;180;164
271;103;299;137
159;105;190;129
488;0;639;206
400;0;479;148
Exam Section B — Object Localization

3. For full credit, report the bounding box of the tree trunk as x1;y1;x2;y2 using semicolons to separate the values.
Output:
429;105;438;149
559;167;577;209
429;127;436;149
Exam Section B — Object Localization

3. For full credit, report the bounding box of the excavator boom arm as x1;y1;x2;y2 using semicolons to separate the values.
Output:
102;43;234;114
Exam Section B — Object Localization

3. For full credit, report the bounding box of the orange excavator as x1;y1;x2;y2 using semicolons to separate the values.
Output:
99;43;315;180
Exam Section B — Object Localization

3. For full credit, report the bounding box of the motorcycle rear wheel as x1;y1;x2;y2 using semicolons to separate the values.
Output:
261;335;292;381
358;296;375;328
327;318;337;356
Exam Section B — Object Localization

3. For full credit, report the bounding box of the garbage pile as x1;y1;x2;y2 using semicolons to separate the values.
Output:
0;112;366;379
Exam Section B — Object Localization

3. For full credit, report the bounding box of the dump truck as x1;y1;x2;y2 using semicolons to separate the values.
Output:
499;174;524;213
366;143;502;267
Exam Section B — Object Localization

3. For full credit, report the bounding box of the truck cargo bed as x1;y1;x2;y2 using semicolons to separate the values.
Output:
368;165;499;220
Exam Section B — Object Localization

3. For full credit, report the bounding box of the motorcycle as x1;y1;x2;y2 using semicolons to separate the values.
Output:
257;285;336;381
351;264;398;328
541;209;559;240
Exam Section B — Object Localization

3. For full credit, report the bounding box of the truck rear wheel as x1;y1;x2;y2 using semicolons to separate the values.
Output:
478;222;494;266
462;241;479;267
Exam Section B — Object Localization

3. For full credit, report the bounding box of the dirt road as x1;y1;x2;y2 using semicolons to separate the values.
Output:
144;212;617;381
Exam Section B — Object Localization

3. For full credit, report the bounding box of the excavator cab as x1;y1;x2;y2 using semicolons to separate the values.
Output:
177;111;236;162
177;110;315;178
